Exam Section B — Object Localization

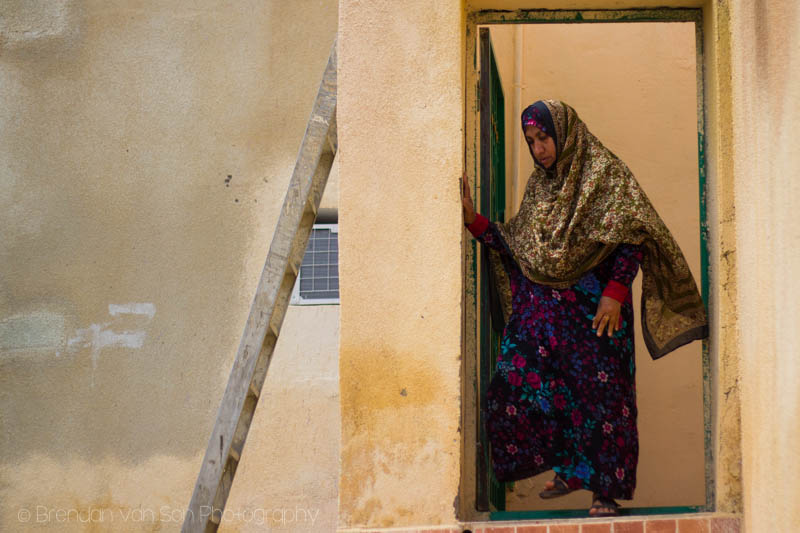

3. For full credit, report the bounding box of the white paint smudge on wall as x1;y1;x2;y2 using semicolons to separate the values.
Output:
62;303;156;386
67;323;146;386
2;305;155;385
68;323;145;354
108;302;157;319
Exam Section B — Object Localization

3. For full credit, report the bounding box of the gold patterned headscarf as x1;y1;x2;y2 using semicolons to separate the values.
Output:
489;100;708;359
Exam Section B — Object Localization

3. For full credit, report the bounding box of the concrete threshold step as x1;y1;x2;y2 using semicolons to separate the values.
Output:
337;512;741;533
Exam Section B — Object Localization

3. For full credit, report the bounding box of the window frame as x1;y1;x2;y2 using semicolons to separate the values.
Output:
290;223;340;306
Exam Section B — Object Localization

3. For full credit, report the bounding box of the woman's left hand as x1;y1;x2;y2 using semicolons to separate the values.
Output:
461;172;476;225
592;296;622;337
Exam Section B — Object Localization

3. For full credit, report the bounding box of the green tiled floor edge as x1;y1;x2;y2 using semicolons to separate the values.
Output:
491;506;703;520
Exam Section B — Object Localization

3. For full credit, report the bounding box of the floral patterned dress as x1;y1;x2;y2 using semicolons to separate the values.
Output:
468;213;644;500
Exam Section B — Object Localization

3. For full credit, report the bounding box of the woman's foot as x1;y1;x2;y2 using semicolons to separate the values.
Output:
589;493;620;517
538;475;574;499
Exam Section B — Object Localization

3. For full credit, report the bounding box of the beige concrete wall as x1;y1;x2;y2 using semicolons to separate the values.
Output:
337;0;464;528
0;1;339;531
731;2;800;532
485;21;705;510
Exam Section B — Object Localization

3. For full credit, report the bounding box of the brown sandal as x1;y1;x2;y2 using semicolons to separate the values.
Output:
590;493;620;517
538;475;575;499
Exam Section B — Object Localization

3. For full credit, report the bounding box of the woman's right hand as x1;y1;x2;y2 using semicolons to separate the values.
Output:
461;173;476;225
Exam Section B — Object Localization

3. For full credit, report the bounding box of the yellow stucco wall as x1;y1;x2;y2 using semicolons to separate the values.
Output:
337;0;465;528
701;0;743;517
731;2;800;532
338;0;755;529
0;1;339;531
8;0;800;530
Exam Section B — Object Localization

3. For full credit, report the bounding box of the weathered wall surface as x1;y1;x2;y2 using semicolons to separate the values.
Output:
731;2;800;532
488;21;705;510
701;0;743;516
337;0;464;528
222;303;340;533
468;0;704;10
0;1;339;531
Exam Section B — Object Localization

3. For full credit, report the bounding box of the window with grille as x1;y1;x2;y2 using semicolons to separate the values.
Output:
291;223;339;305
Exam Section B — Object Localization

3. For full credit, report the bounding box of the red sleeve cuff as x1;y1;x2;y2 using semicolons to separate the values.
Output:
602;280;629;303
467;213;489;238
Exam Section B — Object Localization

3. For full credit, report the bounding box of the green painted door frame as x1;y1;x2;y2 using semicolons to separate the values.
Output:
476;26;507;513
466;7;711;521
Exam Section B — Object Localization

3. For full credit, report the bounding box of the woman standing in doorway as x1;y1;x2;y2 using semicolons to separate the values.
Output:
461;100;708;516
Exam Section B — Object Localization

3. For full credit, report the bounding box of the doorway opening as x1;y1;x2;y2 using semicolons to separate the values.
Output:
465;9;710;520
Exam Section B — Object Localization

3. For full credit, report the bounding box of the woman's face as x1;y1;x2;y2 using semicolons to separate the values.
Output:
524;125;556;169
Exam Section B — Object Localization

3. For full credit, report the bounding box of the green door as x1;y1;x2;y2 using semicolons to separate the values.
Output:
476;27;507;513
